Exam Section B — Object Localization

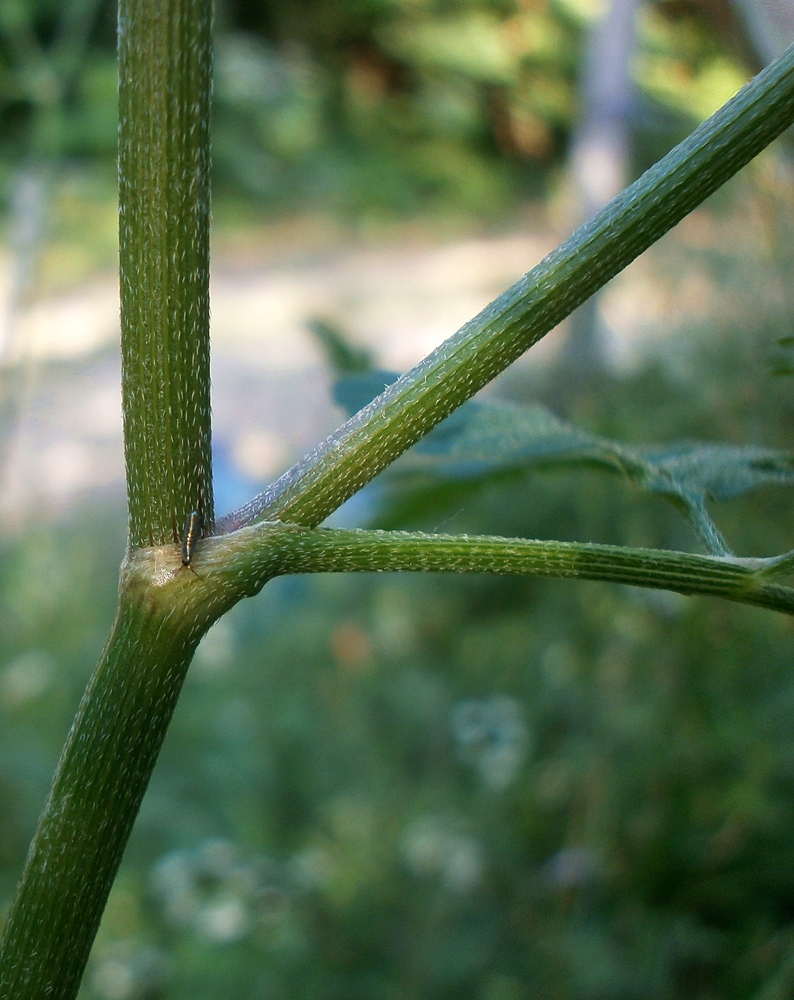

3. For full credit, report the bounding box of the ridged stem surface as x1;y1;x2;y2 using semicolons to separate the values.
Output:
119;0;214;547
219;44;794;533
0;557;241;1000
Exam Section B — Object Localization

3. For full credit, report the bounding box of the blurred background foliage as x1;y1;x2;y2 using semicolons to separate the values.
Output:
1;0;794;998
0;0;772;221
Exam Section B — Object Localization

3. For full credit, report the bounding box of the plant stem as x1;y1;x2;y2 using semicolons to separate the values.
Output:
219;44;794;534
0;2;216;994
201;526;794;617
0;566;229;1000
119;0;214;548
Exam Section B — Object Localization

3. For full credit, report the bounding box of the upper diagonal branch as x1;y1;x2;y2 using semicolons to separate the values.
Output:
218;45;794;534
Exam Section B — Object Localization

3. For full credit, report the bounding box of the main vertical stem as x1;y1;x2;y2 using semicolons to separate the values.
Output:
119;0;214;548
0;592;206;1000
0;3;216;996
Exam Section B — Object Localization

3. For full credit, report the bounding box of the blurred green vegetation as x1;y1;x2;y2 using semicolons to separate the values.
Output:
0;345;791;1000
2;235;794;998
0;0;757;222
2;0;794;997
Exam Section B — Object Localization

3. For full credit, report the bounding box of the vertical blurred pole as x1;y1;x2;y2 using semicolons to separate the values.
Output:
558;0;642;393
731;0;794;64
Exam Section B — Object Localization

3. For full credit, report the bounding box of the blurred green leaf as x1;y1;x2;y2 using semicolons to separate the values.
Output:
335;372;794;553
636;443;794;503
308;317;373;375
379;13;516;85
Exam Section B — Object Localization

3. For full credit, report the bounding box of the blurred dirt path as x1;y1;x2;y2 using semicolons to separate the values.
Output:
0;226;560;527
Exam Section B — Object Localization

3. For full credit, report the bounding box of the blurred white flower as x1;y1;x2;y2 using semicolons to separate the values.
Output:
450;694;531;789
150;838;293;944
401;815;484;893
195;896;249;943
192;619;236;676
0;650;55;708
90;941;167;1000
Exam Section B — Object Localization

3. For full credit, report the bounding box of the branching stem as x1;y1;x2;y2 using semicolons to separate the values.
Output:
202;525;794;617
219;44;794;533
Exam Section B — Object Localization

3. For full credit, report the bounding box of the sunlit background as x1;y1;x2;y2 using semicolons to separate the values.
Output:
1;1;794;997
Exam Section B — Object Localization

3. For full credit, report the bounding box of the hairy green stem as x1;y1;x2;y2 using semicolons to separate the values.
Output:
202;525;794;617
0;598;196;996
219;44;794;533
119;0;214;547
0;549;246;1000
0;2;216;995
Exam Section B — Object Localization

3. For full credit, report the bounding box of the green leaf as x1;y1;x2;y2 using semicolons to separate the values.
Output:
308;318;373;375
636;443;794;502
334;373;794;555
625;443;794;556
413;397;619;473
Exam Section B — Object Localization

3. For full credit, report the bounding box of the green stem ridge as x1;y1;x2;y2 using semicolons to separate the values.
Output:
0;2;216;993
119;0;214;548
0;588;210;999
0;544;249;1000
204;525;794;617
218;44;794;534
